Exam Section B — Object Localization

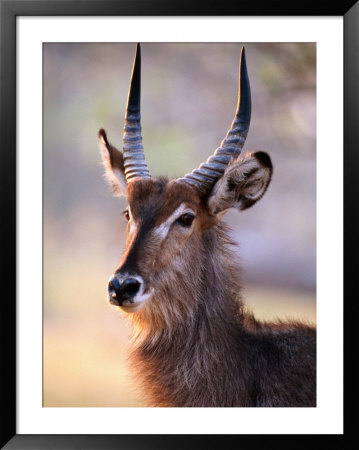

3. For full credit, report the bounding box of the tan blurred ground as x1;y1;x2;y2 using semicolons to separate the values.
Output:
44;285;315;407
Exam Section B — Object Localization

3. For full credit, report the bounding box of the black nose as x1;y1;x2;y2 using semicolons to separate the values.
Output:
108;277;141;306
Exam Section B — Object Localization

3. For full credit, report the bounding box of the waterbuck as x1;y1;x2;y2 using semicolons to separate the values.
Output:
99;44;316;407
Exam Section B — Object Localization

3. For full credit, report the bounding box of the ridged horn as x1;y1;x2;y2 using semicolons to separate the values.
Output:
123;43;150;182
178;46;251;194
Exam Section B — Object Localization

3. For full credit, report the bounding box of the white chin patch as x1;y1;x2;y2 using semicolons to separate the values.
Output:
119;303;144;313
119;290;153;314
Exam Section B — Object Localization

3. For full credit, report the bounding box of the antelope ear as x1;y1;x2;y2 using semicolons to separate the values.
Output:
99;128;127;196
207;151;272;216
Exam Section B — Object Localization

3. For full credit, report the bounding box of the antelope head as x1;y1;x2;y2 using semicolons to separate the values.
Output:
99;44;272;325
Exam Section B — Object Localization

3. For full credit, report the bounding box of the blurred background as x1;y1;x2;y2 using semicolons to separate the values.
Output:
43;43;316;407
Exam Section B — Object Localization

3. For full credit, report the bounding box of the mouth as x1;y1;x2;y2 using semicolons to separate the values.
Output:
108;289;153;313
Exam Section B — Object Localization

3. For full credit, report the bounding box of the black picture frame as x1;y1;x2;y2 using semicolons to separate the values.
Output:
1;1;357;448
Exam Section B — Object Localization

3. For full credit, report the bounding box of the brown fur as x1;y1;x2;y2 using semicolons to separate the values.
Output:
99;46;315;406
110;177;316;407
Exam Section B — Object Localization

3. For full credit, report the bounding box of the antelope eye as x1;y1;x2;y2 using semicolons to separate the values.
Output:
123;210;130;221
176;213;195;227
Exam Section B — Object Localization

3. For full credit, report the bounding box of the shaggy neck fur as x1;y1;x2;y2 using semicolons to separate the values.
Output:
129;224;316;407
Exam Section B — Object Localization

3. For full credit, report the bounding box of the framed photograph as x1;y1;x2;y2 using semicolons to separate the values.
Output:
1;1;357;448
